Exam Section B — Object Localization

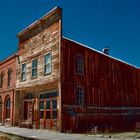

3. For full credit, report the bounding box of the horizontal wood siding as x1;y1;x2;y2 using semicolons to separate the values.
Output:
61;38;140;132
15;8;62;130
16;19;60;90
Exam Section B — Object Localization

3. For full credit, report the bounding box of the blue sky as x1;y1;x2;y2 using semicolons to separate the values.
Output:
0;0;140;67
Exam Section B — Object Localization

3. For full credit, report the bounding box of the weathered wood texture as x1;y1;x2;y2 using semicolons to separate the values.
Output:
15;7;62;130
0;55;17;125
17;14;61;89
61;38;140;132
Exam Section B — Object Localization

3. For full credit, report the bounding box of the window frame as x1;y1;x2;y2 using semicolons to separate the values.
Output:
76;55;84;75
5;97;10;119
21;63;27;81
39;100;45;119
32;59;38;78
44;53;52;75
52;99;57;119
76;86;84;106
0;72;4;88
7;69;12;87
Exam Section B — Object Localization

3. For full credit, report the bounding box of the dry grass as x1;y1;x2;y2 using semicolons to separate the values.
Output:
0;133;25;140
0;136;11;140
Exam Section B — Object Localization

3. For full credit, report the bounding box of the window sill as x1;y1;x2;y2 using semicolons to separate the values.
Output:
21;79;26;82
31;76;37;80
76;72;84;76
44;72;52;76
5;118;10;120
7;86;11;88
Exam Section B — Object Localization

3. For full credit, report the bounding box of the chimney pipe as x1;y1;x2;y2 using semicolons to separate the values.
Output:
102;47;109;55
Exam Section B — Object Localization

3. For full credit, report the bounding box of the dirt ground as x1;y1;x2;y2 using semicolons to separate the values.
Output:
1;131;140;140
112;132;140;139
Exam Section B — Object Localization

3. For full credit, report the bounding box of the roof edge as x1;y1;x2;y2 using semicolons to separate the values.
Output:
0;53;17;65
62;36;140;70
17;6;62;38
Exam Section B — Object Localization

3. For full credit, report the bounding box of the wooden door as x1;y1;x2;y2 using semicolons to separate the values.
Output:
24;100;33;121
24;101;28;120
39;98;58;130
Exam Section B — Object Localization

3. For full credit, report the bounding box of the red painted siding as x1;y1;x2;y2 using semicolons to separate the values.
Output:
61;37;140;132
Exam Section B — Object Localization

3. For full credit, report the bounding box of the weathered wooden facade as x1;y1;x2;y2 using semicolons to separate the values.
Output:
0;6;140;133
61;37;140;132
15;7;62;130
15;7;140;132
0;54;17;125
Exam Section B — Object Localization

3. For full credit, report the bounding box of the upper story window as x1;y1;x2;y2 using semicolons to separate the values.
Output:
32;59;38;78
0;72;4;88
7;69;12;87
21;63;26;81
44;53;52;75
76;55;84;75
76;86;84;105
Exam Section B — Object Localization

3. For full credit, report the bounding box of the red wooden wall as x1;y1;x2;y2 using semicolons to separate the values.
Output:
61;37;140;132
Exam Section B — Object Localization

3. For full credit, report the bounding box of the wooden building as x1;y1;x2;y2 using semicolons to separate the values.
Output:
61;37;140;132
15;7;62;130
0;6;139;132
0;54;17;125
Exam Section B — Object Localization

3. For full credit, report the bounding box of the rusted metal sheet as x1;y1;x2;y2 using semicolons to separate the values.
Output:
61;37;140;132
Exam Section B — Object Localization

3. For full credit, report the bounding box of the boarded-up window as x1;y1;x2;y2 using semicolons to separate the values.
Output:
32;59;38;78
21;63;26;81
76;55;84;74
44;53;52;75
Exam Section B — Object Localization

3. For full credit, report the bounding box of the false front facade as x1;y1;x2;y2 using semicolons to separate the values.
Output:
15;7;62;130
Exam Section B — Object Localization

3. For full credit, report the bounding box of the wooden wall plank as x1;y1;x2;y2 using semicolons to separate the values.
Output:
61;37;140;132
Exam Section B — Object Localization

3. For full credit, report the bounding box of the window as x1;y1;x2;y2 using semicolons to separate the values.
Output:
5;97;10;119
46;111;50;119
40;101;44;119
8;69;12;87
44;53;52;75
21;63;26;81
46;100;50;119
76;87;84;105
76;55;84;74
52;100;57;119
52;110;57;119
32;59;38;78
0;72;4;88
46;101;50;109
52;100;57;109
